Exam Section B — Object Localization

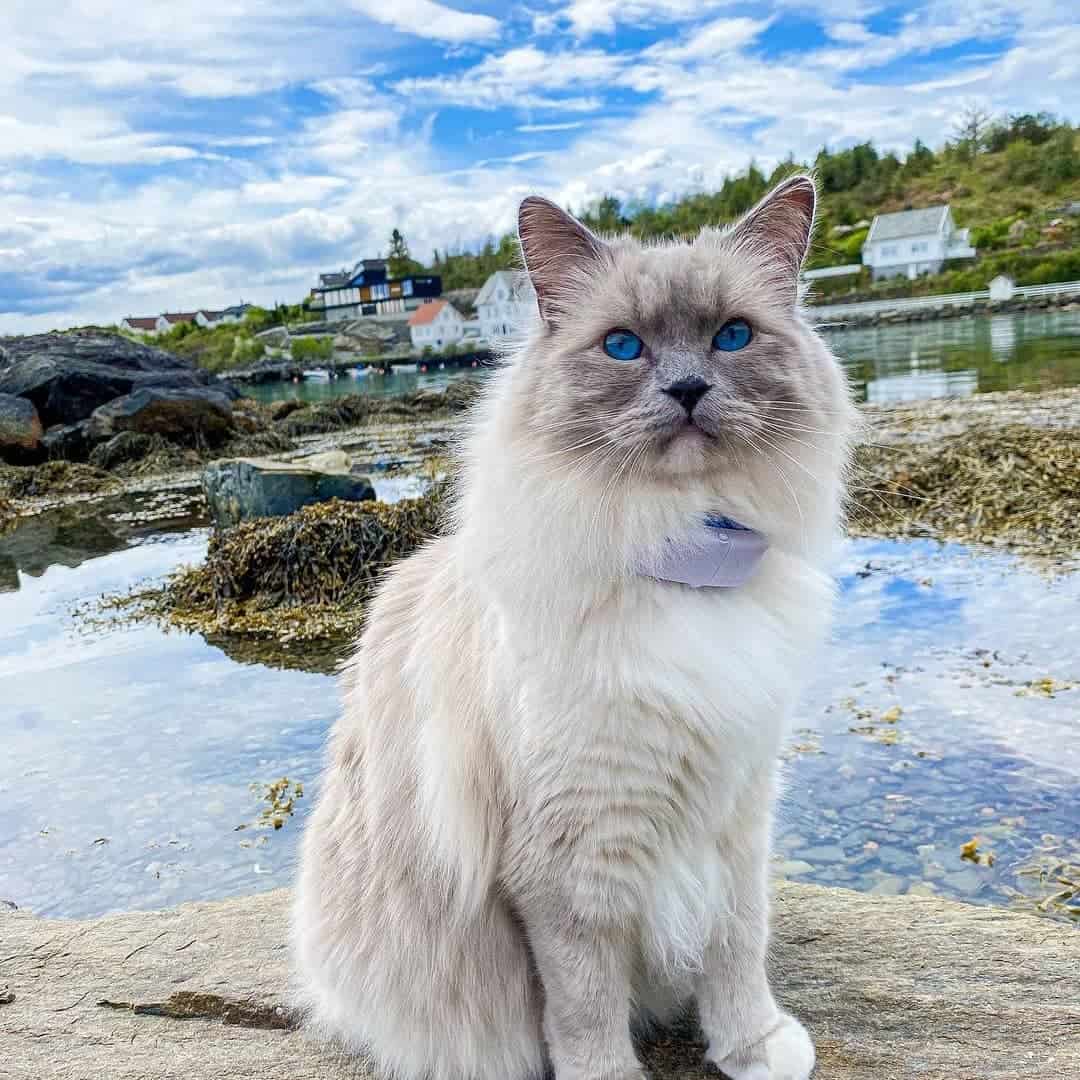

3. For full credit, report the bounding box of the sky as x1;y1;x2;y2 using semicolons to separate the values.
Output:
1;0;1077;333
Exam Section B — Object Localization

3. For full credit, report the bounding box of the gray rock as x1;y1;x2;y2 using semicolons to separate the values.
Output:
2;883;1077;1079
88;431;157;471
0;393;43;463
0;330;204;426
40;421;93;463
201;452;376;527
87;387;236;446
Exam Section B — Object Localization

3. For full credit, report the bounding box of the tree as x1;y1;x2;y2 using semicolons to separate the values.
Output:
952;103;993;160
387;229;423;278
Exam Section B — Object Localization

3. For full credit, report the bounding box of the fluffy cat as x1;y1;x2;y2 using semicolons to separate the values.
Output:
293;174;856;1080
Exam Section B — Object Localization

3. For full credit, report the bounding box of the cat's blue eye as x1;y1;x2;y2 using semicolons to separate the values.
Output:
713;318;753;352
602;329;644;362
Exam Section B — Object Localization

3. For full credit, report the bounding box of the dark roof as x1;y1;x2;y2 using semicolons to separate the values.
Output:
123;317;159;330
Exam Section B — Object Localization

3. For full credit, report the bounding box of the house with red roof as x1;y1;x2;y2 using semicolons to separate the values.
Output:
408;299;466;353
119;316;161;336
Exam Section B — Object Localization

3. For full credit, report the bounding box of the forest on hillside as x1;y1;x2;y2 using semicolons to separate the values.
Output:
388;110;1080;299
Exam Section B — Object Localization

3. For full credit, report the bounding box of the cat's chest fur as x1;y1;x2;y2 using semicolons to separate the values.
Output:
503;555;833;974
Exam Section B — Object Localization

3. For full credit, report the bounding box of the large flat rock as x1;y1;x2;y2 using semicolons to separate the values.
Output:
201;452;376;527
2;883;1076;1079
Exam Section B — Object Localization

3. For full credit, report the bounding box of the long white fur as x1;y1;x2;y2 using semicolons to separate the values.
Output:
293;176;856;1080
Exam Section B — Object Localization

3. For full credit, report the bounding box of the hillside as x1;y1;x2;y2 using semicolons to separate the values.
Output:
422;113;1080;301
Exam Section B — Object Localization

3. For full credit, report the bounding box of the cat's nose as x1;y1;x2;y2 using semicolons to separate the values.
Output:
663;376;712;415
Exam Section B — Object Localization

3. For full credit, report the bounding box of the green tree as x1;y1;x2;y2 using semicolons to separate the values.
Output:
387;229;424;278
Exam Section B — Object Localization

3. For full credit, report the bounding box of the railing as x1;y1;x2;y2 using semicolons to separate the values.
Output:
809;279;1080;323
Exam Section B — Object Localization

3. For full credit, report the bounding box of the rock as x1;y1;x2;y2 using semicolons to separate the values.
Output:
86;387;236;446
3;883;1078;1079
255;326;290;349
88;432;157;471
0;393;43;463
0;330;205;426
201;455;377;527
40;421;93;463
269;399;306;421
221;362;303;385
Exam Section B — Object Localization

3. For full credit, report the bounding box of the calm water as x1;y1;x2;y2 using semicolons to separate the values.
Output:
3;309;1079;919
1;493;1078;919
244;310;1080;408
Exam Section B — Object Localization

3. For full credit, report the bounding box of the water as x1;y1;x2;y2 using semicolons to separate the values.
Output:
247;366;479;406
243;311;1080;408
822;308;1080;404
1;496;1077;920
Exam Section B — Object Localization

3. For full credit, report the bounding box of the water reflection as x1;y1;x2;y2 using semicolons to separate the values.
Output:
241;311;1080;408
823;308;1080;402
1;521;1077;919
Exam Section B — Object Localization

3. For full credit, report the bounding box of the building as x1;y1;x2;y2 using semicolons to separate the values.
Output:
474;270;536;343
120;304;254;336
408;300;466;353
308;258;441;323
119;316;160;336
862;206;976;280
156;312;200;332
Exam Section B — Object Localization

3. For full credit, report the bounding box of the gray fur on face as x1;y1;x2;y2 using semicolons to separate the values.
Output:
514;176;839;483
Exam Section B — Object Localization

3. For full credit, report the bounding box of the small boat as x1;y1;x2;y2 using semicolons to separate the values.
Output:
303;369;331;381
349;367;369;379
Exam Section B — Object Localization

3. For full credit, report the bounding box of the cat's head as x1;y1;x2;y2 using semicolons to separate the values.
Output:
509;175;853;543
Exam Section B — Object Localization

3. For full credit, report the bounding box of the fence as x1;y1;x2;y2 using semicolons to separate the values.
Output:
808;279;1080;324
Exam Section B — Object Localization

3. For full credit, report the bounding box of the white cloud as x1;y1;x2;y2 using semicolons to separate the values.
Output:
346;0;500;43
393;44;619;109
517;121;586;132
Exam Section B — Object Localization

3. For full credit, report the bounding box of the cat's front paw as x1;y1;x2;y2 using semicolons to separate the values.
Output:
706;1012;814;1080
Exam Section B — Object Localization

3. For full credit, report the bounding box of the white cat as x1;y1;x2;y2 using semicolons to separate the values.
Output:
293;174;856;1080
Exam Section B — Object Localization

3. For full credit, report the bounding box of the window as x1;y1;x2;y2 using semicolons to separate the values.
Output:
910;241;929;254
880;244;898;258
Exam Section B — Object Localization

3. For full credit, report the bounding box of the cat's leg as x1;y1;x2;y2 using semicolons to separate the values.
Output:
520;904;647;1080
696;774;814;1080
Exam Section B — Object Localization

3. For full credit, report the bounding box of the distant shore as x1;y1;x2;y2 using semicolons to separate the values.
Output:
809;286;1080;328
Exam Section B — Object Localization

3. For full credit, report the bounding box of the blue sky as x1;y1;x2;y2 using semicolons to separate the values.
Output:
0;0;1076;332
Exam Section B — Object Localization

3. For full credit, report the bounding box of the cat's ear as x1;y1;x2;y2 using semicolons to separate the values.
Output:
727;174;816;295
518;196;608;323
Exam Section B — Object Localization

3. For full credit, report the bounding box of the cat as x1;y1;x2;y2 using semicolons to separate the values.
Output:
293;174;856;1080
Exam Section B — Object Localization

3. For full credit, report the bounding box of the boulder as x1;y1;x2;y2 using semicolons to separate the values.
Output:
88;431;157;471
0;393;43;463
0;330;208;426
2;883;1078;1079
40;421;93;463
255;326;290;349
86;387;236;446
201;452;376;527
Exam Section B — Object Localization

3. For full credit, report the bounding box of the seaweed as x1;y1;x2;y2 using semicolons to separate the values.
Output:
850;425;1080;559
125;483;448;643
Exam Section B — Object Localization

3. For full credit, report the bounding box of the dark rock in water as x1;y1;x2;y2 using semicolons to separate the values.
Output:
40;422;93;463
0;393;44;463
0;330;203;426
86;387;236;446
201;451;376;527
88;431;157;471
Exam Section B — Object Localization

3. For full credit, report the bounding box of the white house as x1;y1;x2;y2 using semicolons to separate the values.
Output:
862;206;976;280
408;299;466;353
475;270;536;343
119;316;160;336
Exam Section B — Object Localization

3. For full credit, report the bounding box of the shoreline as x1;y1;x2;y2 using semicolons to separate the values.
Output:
810;288;1080;328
